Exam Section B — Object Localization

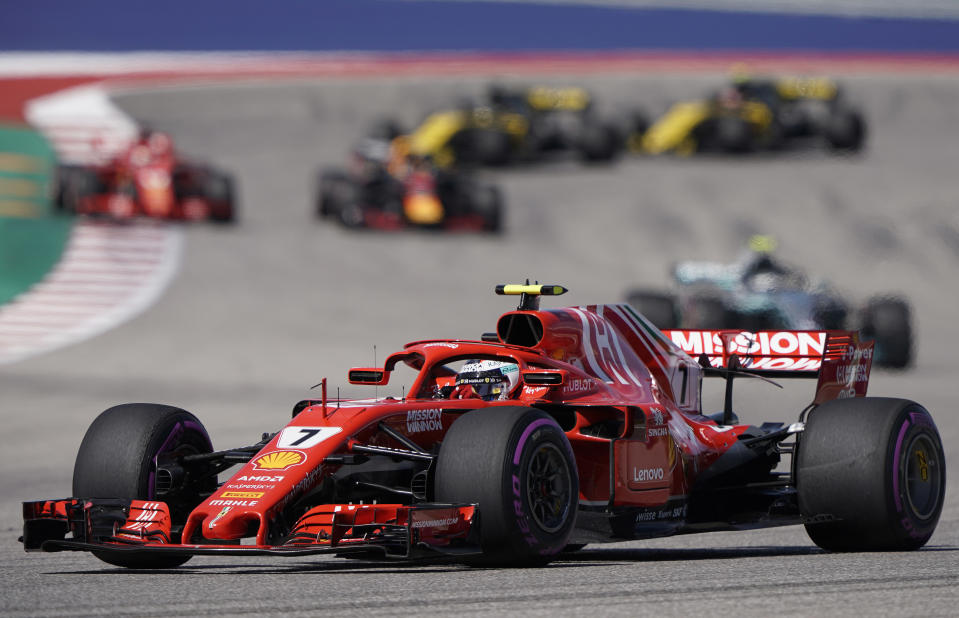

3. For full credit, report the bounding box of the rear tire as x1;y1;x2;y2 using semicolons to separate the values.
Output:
453;128;512;166
578;121;621;162
826;109;866;152
204;172;236;223
715;115;753;153
683;295;728;329
435;407;578;565
861;297;913;368
73;403;214;568
317;169;353;219
796;397;945;551
625;290;679;330
473;184;503;234
56;165;100;214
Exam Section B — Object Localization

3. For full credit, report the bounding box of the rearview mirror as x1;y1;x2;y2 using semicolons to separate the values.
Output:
522;370;566;386
348;368;389;385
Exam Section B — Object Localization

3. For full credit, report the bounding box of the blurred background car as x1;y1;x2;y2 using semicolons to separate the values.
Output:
316;137;503;232
374;83;644;168
625;236;913;368
55;129;236;223
637;75;866;155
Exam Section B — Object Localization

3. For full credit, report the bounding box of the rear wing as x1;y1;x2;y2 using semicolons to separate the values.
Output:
663;329;874;403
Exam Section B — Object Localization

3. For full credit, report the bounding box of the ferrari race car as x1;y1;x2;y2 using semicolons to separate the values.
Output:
625;242;913;368
638;76;866;155
56;130;236;223
22;284;944;568
317;139;502;232
379;84;640;168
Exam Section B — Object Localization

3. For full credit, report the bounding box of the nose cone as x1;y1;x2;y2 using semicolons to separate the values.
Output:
191;503;263;541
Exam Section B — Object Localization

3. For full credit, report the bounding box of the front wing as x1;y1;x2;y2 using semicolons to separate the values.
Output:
23;498;480;560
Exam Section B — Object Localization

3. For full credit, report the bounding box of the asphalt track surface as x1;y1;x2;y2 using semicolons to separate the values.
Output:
2;71;959;615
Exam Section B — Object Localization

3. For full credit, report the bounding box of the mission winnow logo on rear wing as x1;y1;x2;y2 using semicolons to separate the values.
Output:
664;330;828;371
663;329;874;402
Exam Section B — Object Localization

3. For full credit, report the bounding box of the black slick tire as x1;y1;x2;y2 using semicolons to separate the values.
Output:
73;403;214;568
317;169;354;220
205;172;236;223
474;184;503;234
683;295;728;329
56;165;100;214
625;290;679;330
826;109;866;152
861;296;913;368
796;397;945;551
435;406;578;565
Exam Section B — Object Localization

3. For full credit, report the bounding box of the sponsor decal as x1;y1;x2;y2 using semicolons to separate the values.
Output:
411;516;459;529
209;499;258;507
407;408;443;433
632;467;665;482
220;491;264;499
522;385;549;397
669;330;826;357
236;475;284;482
221;483;274;490
562;378;592;396
277;426;342;449
646;408;668;437
650;408;665;426
636;504;687;522
836;345;872;385
252;450;306;471
423;342;459;349
274;467;326;514
208;506;231;529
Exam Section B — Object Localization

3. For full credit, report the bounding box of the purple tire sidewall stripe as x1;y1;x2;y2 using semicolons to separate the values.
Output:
147;418;213;500
513;418;553;466
892;414;913;513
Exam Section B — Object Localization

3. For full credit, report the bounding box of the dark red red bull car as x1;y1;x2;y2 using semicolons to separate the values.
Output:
316;139;502;233
56;131;236;223
21;284;944;568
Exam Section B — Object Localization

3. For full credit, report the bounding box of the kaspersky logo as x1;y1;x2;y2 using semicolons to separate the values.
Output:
252;450;306;471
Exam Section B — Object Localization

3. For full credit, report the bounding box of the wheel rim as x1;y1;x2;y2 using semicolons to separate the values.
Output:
525;442;573;533
904;434;942;520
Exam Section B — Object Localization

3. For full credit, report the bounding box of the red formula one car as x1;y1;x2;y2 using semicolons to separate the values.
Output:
56;130;236;223
22;285;945;568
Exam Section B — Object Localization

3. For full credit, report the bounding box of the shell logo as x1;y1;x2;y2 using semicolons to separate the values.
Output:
252;450;306;471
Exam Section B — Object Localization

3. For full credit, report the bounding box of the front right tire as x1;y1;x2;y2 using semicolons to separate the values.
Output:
435;407;578;565
73;403;214;568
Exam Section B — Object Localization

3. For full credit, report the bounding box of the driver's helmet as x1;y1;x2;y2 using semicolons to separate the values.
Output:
716;85;743;109
354;137;391;164
454;359;520;401
147;131;172;156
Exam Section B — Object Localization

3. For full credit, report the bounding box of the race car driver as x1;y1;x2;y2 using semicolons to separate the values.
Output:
450;359;520;401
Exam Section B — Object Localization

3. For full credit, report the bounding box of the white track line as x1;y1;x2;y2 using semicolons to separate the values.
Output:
0;220;183;365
